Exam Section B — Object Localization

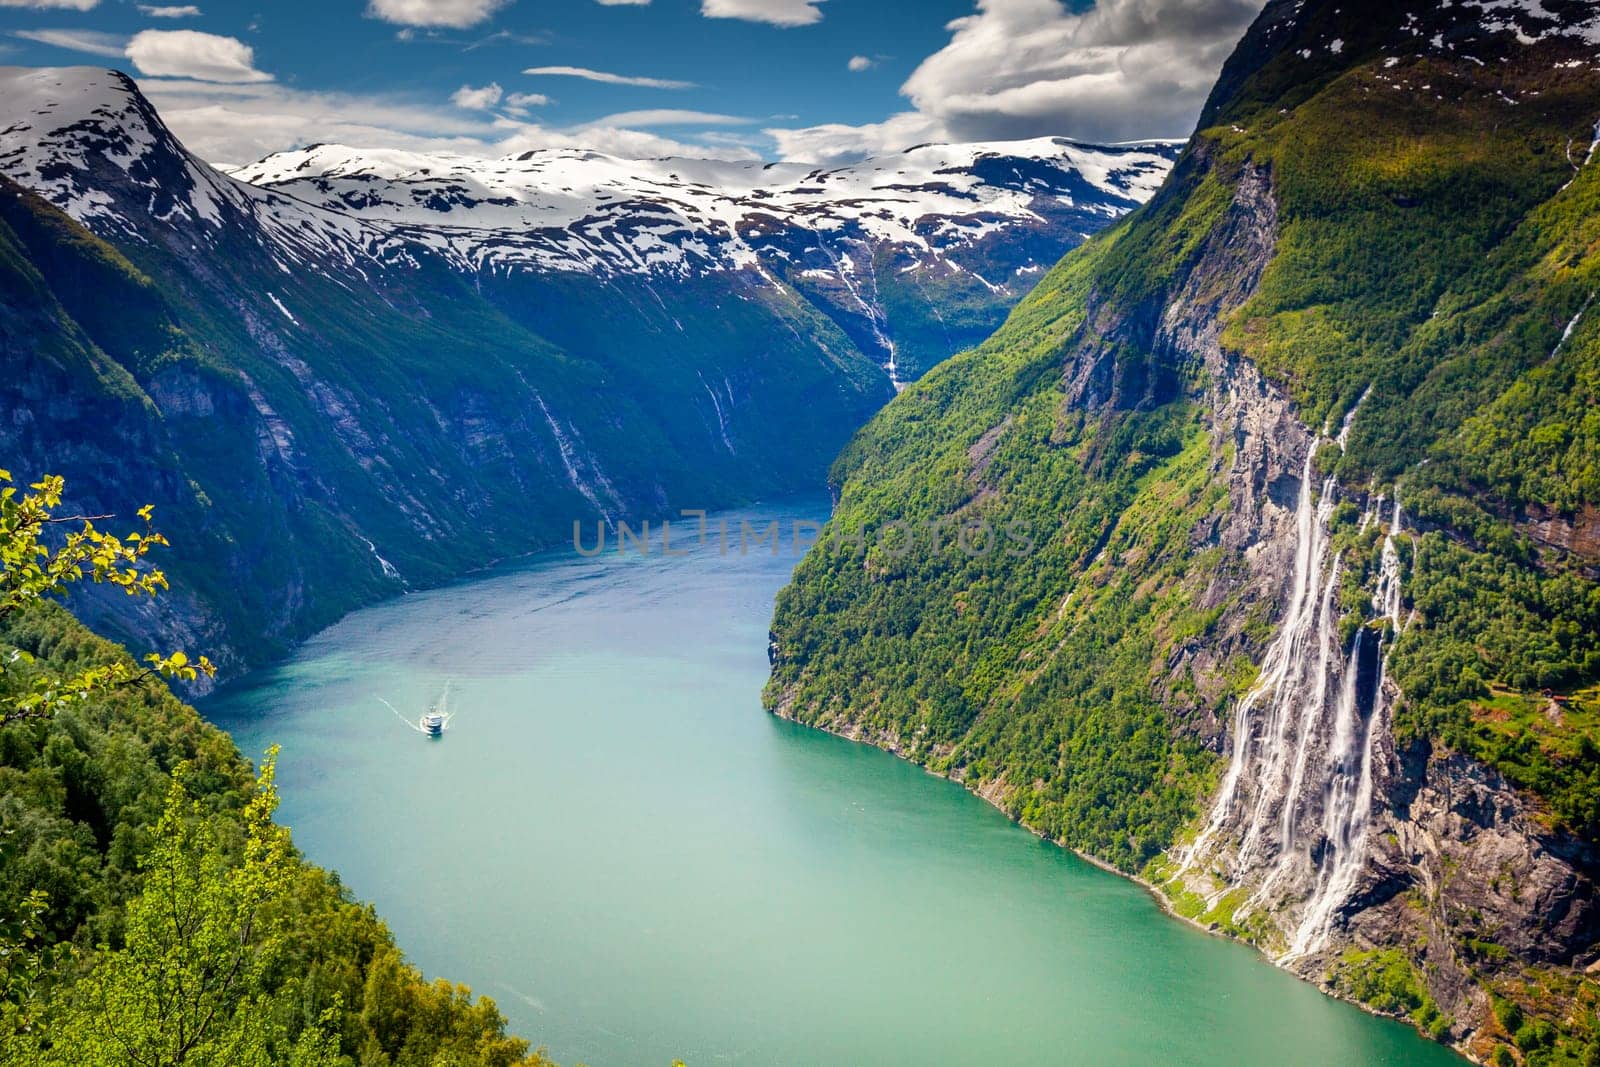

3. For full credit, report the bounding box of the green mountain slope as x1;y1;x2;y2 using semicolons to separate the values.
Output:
766;0;1600;1059
0;164;887;681
0;601;554;1065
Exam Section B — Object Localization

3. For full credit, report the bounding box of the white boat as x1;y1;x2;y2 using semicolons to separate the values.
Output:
424;681;451;736
380;685;453;738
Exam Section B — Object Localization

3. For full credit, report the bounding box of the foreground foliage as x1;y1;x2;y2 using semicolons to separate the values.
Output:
0;475;555;1065
0;469;213;725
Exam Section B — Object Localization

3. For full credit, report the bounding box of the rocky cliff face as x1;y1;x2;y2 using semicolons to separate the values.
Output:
766;0;1600;1059
1138;151;1599;1056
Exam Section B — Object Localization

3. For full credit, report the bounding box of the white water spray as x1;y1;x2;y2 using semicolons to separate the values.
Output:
360;534;404;584
698;371;737;454
1181;446;1331;879
533;390;621;527
1286;497;1406;958
1178;403;1408;957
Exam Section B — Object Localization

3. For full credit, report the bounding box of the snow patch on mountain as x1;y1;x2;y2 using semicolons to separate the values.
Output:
0;66;411;274
0;66;1179;295
225;137;1179;279
1462;0;1600;46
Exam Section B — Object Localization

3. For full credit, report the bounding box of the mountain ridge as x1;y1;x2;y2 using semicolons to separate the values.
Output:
0;65;1181;386
225;134;1177;283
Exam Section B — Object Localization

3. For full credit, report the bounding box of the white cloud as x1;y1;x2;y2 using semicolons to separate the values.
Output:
450;81;502;109
110;0;1269;171
126;29;272;83
522;65;694;89
392;26;543;47
768;0;1261;162
137;79;492;164
134;78;760;167
11;28;126;57
138;4;202;16
0;0;98;9
502;90;548;117
462;28;544;48
496;121;761;161
696;130;765;148
587;108;756;128
701;0;823;27
366;0;509;29
765;111;939;165
903;0;1260;144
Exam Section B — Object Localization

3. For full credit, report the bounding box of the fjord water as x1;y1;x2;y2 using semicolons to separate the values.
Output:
206;499;1459;1067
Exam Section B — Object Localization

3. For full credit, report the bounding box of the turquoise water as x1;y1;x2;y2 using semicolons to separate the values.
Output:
206;498;1461;1067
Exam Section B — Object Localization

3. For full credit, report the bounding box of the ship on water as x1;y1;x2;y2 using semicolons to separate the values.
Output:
419;682;451;737
380;682;453;738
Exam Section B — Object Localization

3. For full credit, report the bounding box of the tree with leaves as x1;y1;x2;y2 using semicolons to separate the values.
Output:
0;469;213;726
21;754;342;1066
0;473;567;1065
0;886;66;1044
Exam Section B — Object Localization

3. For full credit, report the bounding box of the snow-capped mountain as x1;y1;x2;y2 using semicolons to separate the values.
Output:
0;66;1179;385
227;138;1177;283
0;67;407;273
0;65;1177;680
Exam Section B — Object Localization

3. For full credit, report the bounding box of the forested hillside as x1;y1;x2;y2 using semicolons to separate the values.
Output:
766;0;1600;1060
0;473;557;1065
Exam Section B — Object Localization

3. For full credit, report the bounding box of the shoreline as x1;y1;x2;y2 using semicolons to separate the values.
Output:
211;506;1475;1063
767;702;1477;1065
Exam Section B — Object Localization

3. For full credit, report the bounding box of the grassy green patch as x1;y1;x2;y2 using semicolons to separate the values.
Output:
1328;948;1451;1041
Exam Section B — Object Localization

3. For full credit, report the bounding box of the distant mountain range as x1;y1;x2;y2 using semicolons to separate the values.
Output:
0;66;1175;679
227;137;1177;384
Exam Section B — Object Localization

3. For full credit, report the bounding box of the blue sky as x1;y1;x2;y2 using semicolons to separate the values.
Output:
0;0;1262;165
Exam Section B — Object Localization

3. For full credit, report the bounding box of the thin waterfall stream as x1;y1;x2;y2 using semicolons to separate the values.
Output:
1177;405;1411;961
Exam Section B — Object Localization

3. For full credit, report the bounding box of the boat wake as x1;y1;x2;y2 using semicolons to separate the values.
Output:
379;681;455;737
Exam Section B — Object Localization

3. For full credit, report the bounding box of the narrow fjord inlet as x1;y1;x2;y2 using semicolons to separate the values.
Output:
207;501;1458;1067
3;0;1599;1062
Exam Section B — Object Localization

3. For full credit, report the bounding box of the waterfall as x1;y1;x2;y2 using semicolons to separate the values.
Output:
1274;554;1344;853
1176;423;1408;959
1550;292;1594;363
359;534;405;584
1234;548;1340;871
811;235;903;389
1287;498;1406;958
1374;498;1405;628
698;371;737;454
532;390;623;527
1180;446;1331;880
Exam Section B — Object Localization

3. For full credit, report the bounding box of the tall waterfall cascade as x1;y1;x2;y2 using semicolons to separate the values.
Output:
1174;427;1410;961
